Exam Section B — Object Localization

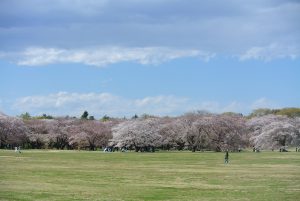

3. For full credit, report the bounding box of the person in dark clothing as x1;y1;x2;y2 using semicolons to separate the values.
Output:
224;150;229;164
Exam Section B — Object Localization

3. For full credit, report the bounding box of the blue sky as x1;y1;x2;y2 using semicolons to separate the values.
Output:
0;0;299;118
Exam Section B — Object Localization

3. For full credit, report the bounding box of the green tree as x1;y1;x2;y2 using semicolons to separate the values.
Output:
81;111;89;120
89;116;95;120
141;114;156;119
275;108;300;117
132;114;139;119
101;115;110;122
36;114;53;119
248;107;300;118
20;112;31;120
248;108;273;118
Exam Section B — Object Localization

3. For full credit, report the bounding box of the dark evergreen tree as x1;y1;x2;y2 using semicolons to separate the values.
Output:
81;111;89;120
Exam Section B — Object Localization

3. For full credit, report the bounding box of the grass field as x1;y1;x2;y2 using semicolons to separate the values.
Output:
0;150;299;201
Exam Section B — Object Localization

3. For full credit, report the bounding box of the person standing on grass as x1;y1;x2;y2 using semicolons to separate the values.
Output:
224;150;229;164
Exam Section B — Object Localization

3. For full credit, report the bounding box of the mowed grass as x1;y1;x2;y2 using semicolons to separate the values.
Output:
0;150;299;201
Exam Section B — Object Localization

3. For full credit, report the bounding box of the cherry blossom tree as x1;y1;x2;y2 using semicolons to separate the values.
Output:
0;113;28;149
24;119;52;149
2;110;299;152
111;118;162;152
181;113;248;152
159;117;187;150
66;119;115;150
80;120;113;150
247;115;300;149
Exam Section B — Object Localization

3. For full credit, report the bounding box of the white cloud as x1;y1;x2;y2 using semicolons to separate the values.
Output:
189;101;245;114
15;46;214;67
134;96;189;115
239;43;298;61
1;1;299;61
13;92;279;117
220;101;244;113
189;98;279;115
251;97;278;109
12;92;191;117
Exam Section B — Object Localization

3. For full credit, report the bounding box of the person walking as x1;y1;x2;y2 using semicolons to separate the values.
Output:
224;150;229;164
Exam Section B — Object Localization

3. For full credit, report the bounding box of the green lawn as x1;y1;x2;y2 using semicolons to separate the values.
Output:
0;150;299;201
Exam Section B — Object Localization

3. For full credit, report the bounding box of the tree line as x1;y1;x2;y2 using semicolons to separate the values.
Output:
0;108;300;152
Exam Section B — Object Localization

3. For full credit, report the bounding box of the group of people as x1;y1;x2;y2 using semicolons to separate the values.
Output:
103;147;112;152
252;147;260;152
103;147;128;152
14;146;21;153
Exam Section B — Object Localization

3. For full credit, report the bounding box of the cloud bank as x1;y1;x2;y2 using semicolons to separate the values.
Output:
0;0;299;64
240;43;298;61
13;92;189;117
15;47;213;67
12;92;276;117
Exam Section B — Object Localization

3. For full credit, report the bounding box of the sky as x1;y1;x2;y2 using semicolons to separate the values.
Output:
0;0;299;118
